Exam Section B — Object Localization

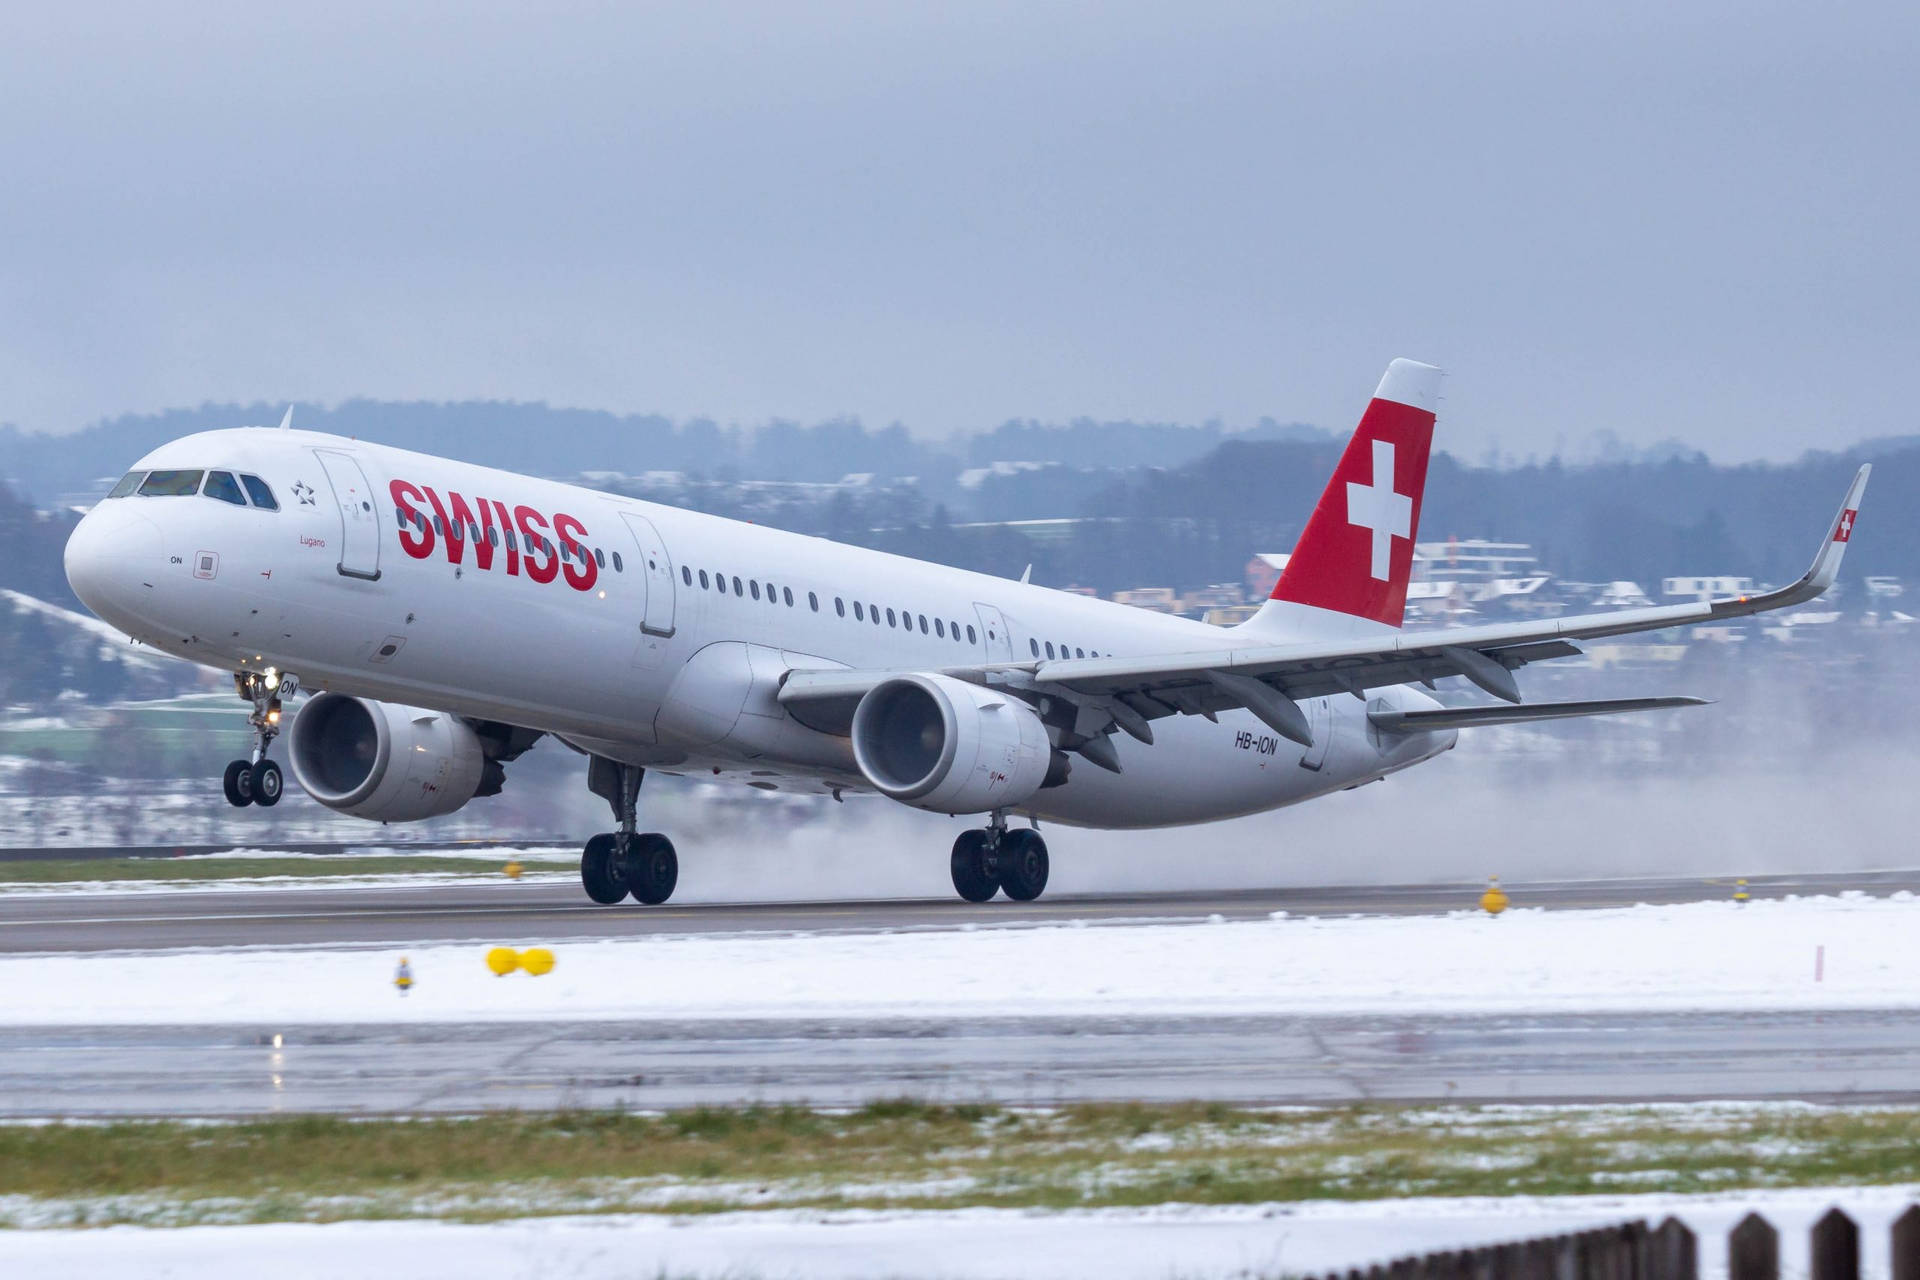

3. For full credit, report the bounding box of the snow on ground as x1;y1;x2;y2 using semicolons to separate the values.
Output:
1;894;1913;1026
4;1186;1917;1280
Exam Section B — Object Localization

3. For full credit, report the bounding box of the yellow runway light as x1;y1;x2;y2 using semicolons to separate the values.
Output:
1479;876;1509;916
503;860;524;879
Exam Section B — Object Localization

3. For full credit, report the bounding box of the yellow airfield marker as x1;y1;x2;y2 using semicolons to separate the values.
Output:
503;860;524;880
393;956;414;995
520;947;556;977
1733;878;1751;904
485;947;520;976
1480;876;1510;916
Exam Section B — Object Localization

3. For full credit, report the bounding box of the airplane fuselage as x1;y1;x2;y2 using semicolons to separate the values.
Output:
64;427;1453;829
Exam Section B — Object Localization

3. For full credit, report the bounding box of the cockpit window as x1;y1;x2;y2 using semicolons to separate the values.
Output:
107;471;145;499
240;475;279;510
137;469;205;497
203;471;247;506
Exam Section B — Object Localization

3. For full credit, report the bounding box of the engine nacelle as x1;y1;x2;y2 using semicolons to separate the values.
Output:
850;673;1053;814
287;693;490;822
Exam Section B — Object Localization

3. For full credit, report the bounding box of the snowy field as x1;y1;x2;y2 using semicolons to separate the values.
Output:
1;893;1913;1025
5;1186;1917;1280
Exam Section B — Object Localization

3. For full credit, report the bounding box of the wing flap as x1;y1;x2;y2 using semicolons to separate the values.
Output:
1369;696;1710;732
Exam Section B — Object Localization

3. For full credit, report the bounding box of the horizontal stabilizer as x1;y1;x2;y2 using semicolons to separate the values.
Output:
1369;696;1709;733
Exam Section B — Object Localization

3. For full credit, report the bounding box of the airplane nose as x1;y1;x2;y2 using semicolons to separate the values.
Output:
65;504;163;627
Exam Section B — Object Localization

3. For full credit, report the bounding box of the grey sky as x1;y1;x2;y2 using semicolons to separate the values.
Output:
1;1;1913;461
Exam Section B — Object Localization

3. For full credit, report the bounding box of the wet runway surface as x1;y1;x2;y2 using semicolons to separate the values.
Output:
4;1008;1917;1116
4;869;1916;1116
5;868;1917;955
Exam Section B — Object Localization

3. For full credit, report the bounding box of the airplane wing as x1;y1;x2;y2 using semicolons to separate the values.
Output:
782;465;1866;749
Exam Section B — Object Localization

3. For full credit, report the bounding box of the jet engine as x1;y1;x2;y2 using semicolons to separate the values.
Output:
850;673;1054;814
286;693;496;822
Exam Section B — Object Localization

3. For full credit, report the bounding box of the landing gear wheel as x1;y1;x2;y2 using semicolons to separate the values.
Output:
950;829;999;903
249;759;283;807
998;828;1049;902
622;833;679;905
223;760;254;808
580;833;626;904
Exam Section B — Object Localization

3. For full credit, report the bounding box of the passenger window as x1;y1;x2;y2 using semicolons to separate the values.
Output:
766;583;777;605
870;603;881;625
950;620;960;641
698;570;709;589
967;625;977;645
918;614;928;634
239;475;278;509
1045;642;1056;659
594;547;605;568
732;576;743;596
935;619;945;638
808;591;818;612
202;471;247;506
837;598;847;617
613;552;623;572
682;566;692;586
1030;638;1040;657
489;527;500;548
784;587;794;607
107;471;145;499
853;601;864;621
138;469;204;497
750;581;761;600
1076;647;1085;659
885;608;896;627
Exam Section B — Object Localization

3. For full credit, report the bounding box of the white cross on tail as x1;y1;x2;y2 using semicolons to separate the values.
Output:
1346;439;1412;581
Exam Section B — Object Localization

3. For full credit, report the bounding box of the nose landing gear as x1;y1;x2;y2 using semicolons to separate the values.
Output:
949;811;1049;903
223;671;292;808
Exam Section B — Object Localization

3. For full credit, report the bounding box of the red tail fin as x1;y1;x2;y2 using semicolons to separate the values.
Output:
1268;359;1441;630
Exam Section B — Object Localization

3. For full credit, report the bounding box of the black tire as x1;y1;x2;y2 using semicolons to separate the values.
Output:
950;829;998;903
999;828;1049;902
250;759;283;807
580;833;627;904
623;832;679;905
223;760;254;808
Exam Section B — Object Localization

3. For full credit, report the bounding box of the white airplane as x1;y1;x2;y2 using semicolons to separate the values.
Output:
63;362;1868;905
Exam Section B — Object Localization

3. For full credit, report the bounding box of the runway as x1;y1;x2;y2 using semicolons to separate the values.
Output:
3;1008;1917;1116
4;867;1916;954
3;869;1916;1117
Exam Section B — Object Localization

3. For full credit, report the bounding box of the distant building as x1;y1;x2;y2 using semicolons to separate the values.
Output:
1112;587;1179;613
1592;581;1655;609
1662;575;1757;601
1245;553;1289;599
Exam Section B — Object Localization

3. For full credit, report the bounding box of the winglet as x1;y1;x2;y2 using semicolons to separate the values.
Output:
1806;463;1871;592
1709;463;1868;619
278;406;294;432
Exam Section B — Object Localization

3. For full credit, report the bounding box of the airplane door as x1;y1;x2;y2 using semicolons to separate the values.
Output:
312;450;382;581
621;512;677;667
1299;696;1333;771
973;603;1014;663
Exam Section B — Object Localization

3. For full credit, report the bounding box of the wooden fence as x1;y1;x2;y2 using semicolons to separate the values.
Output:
1311;1204;1920;1280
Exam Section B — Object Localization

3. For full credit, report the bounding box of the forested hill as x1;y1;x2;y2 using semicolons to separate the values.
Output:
1063;437;1917;595
0;401;1325;504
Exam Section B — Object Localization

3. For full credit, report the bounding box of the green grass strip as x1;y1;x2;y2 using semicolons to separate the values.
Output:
2;1101;1917;1228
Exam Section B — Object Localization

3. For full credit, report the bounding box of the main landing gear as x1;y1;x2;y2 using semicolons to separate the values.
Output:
222;671;289;808
950;811;1049;903
580;757;679;906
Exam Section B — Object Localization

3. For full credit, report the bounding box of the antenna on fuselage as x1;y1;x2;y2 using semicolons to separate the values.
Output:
277;406;294;431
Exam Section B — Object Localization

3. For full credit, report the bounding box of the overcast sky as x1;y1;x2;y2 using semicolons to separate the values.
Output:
1;1;1913;461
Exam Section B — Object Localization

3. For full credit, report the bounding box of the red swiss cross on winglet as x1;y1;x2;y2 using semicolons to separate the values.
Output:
1835;509;1857;543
